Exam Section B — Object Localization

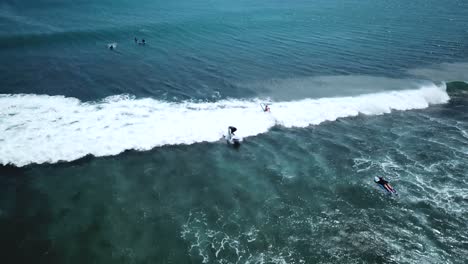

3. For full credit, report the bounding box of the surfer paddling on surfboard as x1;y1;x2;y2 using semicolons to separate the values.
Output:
374;176;397;194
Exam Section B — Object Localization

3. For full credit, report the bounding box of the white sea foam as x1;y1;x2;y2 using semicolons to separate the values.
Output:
0;83;449;166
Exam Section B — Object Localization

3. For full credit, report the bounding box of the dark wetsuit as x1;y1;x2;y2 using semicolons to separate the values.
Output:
377;177;396;193
377;178;388;185
228;126;237;134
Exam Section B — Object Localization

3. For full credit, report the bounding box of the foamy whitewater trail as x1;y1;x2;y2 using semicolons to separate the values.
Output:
0;84;449;166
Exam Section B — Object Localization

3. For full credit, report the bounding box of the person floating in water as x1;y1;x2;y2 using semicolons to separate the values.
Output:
134;37;138;43
374;176;396;194
109;45;114;50
141;39;146;45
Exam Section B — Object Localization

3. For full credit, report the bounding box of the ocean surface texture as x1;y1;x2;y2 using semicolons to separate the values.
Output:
1;0;468;263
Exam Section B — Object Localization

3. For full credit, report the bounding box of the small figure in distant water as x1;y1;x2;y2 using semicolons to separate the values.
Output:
264;104;270;112
134;37;138;43
374;176;396;194
141;39;146;45
109;45;114;50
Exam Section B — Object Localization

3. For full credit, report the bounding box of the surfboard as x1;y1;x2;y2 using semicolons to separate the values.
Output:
376;183;397;195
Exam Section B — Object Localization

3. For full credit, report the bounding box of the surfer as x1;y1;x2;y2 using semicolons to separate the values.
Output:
261;103;270;112
374;176;396;194
228;126;237;135
134;37;138;43
109;45;114;50
226;126;241;146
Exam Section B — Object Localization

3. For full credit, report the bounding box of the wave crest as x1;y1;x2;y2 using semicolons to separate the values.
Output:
0;83;449;166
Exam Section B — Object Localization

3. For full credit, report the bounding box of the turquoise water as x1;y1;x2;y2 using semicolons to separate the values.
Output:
1;0;468;263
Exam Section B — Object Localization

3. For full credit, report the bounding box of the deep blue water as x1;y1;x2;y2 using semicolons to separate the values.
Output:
1;0;468;263
1;0;468;100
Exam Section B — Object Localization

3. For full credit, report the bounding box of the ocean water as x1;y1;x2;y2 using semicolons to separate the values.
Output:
1;0;468;263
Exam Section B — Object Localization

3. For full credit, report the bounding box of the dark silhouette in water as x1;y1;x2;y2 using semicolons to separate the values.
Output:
134;37;138;43
228;126;237;135
374;176;397;194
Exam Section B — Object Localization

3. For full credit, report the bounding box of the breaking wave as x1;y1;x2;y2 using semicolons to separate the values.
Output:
0;83;449;166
